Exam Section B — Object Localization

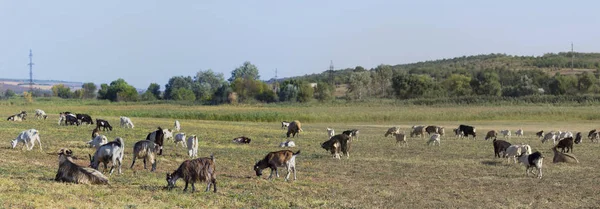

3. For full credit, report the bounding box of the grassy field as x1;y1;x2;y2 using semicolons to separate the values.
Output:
1;102;600;208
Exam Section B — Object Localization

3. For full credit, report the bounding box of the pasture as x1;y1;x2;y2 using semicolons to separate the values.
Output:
2;102;600;208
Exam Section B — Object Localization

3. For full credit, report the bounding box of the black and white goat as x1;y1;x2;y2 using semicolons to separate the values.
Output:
518;151;544;179
96;119;113;131
232;136;251;144
89;137;124;175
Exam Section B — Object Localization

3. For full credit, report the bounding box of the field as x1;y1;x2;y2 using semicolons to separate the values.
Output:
1;101;600;208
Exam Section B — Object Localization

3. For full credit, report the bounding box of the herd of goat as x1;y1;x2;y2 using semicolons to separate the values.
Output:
6;110;592;193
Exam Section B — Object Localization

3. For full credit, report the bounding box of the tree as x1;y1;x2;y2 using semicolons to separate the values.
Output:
443;74;472;97
347;71;372;100
97;84;109;100
278;84;299;102
73;89;84;99
140;91;158;101
212;84;233;104
372;65;393;98
229;61;260;82
171;88;196;101
4;89;15;98
194;69;225;102
81;82;97;99
577;72;597;93
51;84;73;99
97;79;138;102
470;71;502;96
164;76;194;100
314;81;334;102
297;82;314;103
391;73;436;99
146;83;161;99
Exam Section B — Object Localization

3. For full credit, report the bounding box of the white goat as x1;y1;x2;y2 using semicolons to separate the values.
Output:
163;129;174;141
11;129;42;151
427;134;441;146
518;151;544;179
515;129;524;137
34;109;47;120
186;135;198;158
505;144;532;163
500;130;511;138
119;116;134;128
174;120;181;132
174;133;187;148
279;140;296;148
87;135;108;149
326;128;335;138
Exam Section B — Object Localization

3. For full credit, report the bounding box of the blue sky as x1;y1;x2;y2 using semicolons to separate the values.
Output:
1;1;598;89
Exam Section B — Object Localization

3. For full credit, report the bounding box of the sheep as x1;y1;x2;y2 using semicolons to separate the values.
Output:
54;148;109;185
541;132;557;144
326;128;335;138
574;132;582;144
485;130;498;140
505;144;532;163
493;139;511;158
279;140;296;147
89;137;124;175
146;127;165;155
286;120;303;138
11;129;42;151
552;147;579;164
34;109;47;120
499;130;511;138
253;150;300;181
95;119;113;131
342;129;359;141
518;151;544;179
321;134;351;159
174;120;181;132
166;155;217;193
384;127;401;137
187;135;198;158
119;116;134;129
555;137;574;153
535;130;544;139
130;140;160;172
87;135;108;149
174;133;187;147
395;133;407;147
281;121;290;129
515;129;524;137
232;136;251;144
411;125;426;138
427;134;441;146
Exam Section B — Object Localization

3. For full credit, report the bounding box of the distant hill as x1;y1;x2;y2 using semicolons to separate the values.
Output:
0;78;83;94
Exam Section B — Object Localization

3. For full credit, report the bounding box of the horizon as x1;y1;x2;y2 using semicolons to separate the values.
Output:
1;1;599;89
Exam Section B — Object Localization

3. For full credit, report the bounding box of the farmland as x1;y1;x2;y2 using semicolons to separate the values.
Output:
1;101;600;208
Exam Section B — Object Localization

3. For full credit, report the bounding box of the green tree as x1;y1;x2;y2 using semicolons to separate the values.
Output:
314;81;334;102
97;79;139;102
470;71;502;96
146;83;161;99
4;89;15;98
164;76;194;100
297;82;314;103
212;84;233;104
577;72;597;93
443;74;472;97
372;65;393;98
229;61;260;82
171;88;196;101
391;74;436;99
194;69;225;102
73;89;84;99
278;83;299;102
51;84;73;99
347;71;372;100
81;82;96;99
97;84;109;100
140;91;158;101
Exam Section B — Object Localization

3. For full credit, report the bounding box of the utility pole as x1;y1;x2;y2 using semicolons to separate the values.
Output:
329;60;334;86
28;49;34;92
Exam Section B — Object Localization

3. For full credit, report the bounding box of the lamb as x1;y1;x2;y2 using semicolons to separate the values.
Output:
119;116;134;129
54;148;109;185
166;155;217;193
87;135;108;149
411;125;426;138
384;127;401;137
281;121;290;129
574;132;582;144
187;135;198;158
427;134;441;146
232;136;251;144
279;140;296;148
174;133;187;147
555;137;574;153
515;129;524;137
552;147;579;164
485;130;498;140
130;140;160;172
518;151;544;179
499;130;511;138
89;137;125;175
34;109;47;120
11;129;42;151
286;120;303;138
505;144;532;163
253;150;300;181
326;128;335;138
395;133;407;147
321;134;351;159
492;139;511;158
174;120;181;132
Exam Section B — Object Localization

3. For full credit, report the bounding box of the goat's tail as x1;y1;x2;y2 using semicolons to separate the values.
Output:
210;154;215;163
293;150;301;156
115;137;124;147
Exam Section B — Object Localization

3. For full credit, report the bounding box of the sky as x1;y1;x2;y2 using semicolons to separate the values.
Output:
1;1;599;89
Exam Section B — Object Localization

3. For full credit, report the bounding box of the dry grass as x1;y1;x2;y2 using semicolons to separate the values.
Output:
1;104;600;208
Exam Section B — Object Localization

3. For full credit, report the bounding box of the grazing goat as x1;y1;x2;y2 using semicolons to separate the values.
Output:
34;109;47;120
65;114;79;126
505;144;532;163
591;132;600;143
166;155;217;193
492;139;511;158
588;129;597;139
395;133;407;147
425;126;439;135
174;120;181;132
555;137;574;153
11;129;42;151
458;125;476;139
96;119;113;131
427;134;441;146
281;121;290;129
286;120;303;138
131;140;160;172
279;140;296;148
385;127;401;137
327;128;335;138
89;137;125;175
187;135;198;158
485;130;498;140
254;150;300;181
321;134;351;159
174;133;187;147
76;114;94;125
559;131;573;140
91;127;100;139
232;136;251;144
552;147;579;164
146;127;165;155
58;113;66;125
518;151;544;179
541;132;557;144
342;129;359;141
515;129;524;137
453;128;464;138
411;125;426;138
574;132;582;144
535;130;544;139
87;135;108;149
499;130;511;138
55;148;109;185
119;116;134;128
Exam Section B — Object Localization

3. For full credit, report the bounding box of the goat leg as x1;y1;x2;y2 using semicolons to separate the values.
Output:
130;158;136;169
183;182;189;192
143;158;147;169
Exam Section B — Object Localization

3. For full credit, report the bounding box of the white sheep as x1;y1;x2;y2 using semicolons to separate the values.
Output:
174;120;181;132
11;129;42;151
505;144;532;163
174;133;187;148
326;128;335;138
427;134;440;146
87;135;108;149
279;140;296;148
186;135;198;158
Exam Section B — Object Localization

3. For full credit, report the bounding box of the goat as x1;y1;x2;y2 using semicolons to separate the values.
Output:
279;140;296;148
492;139;511;158
485;130;498;140
286;120;303;138
95;119;113;131
499;130;511;138
425;126;439;135
146;127;165;155
58;113;66;125
7;111;27;121
166;155;217;193
11;129;42;151
427;134;440;146
76;114;94;125
187;135;198;158
119;116;134;128
91;127;100;139
395;133;407;147
130;140;160;172
505;144;532;163
453;128;464;138
574;132;582;144
174;133;187;147
535;130;544;139
65;114;80;126
34;109;48;120
326;128;335;138
541;132;557;144
321;134;351;159
411;125;426;138
281;121;290;129
552;147;579;164
385;127;401;137
342;129;359;141
254;150;300;181
515;129;524;137
555;137;574;153
89;137;124;175
590;132;600;143
87;135;108;149
232;136;251;144
174;120;181;132
55;148;109;185
588;129;597;139
518;151;544;179
163;129;174;141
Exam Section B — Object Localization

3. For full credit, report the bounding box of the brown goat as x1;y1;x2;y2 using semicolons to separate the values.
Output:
166;155;216;193
552;147;579;164
321;134;351;159
254;150;300;181
55;148;109;185
485;130;498;140
91;127;100;139
131;140;160;171
286;120;302;138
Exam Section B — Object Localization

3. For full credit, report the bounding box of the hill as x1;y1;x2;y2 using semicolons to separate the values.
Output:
0;78;83;94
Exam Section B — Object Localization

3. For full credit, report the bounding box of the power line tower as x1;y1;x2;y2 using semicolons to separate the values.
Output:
328;60;334;86
571;42;574;71
273;68;279;92
28;49;34;92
